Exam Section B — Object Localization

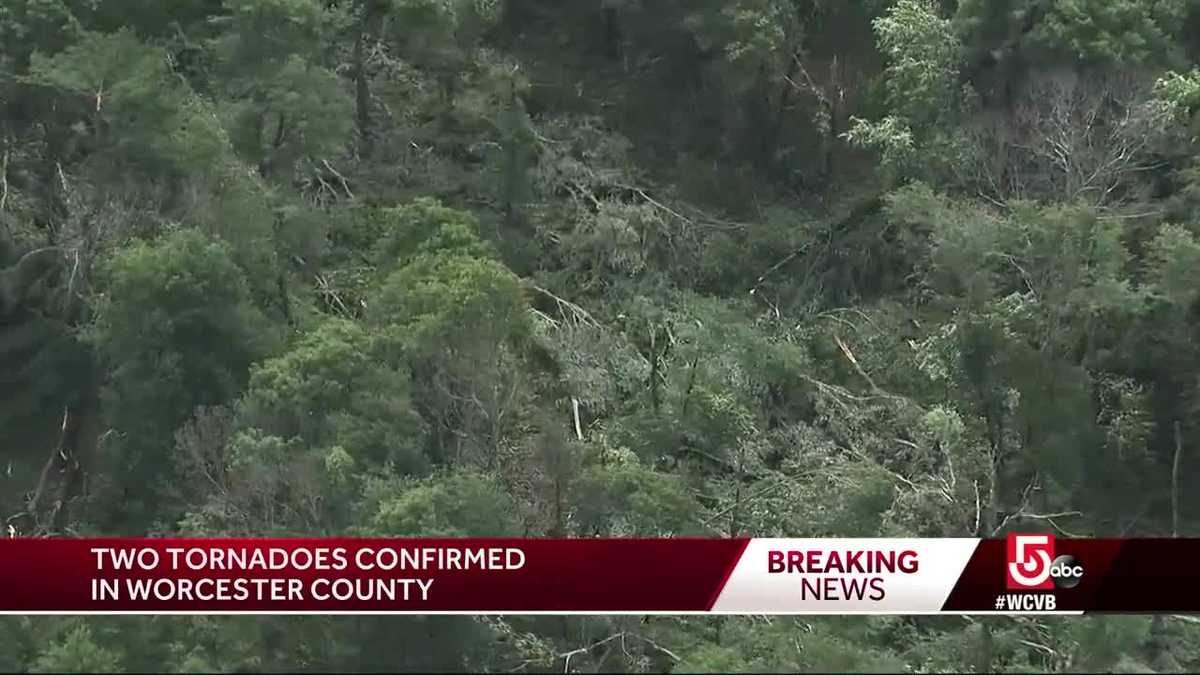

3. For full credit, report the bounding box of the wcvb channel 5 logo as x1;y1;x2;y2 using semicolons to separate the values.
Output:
1006;534;1083;590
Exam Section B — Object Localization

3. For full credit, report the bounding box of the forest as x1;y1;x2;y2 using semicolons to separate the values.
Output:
3;0;1200;671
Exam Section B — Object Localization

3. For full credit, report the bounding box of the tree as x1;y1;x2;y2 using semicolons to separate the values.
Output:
844;0;968;184
86;228;277;532
30;624;121;674
365;200;533;467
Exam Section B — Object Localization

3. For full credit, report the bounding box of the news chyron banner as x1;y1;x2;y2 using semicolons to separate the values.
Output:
0;536;1194;614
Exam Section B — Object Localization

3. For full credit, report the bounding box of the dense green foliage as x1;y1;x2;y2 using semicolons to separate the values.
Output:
4;0;1200;671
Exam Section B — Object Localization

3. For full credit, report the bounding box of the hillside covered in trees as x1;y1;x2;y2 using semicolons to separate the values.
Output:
4;0;1200;671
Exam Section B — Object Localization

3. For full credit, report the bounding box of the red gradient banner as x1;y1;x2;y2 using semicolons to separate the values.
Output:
0;538;749;612
2;537;1199;614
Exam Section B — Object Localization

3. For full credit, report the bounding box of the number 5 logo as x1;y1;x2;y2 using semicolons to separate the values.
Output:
1006;533;1055;589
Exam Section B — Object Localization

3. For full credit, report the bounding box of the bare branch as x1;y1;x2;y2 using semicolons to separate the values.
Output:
527;283;601;328
0;149;8;214
571;398;583;441
315;273;353;317
972;69;1169;207
320;159;355;199
973;480;982;536
1017;639;1058;657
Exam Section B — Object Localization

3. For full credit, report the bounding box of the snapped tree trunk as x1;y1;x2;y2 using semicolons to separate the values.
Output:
22;390;97;535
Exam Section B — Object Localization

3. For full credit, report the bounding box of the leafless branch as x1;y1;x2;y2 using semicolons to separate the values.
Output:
1017;639;1059;657
0;149;8;214
558;633;625;673
571;398;583;441
315;273;353;317
527;283;601;328
750;243;812;294
973;480;982;536
971;69;1170;207
320;159;355;199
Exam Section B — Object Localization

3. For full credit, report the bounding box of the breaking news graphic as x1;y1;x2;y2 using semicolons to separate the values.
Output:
0;534;1195;615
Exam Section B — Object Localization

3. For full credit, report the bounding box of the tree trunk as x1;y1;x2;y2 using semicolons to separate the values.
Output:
602;6;621;62
354;4;372;147
648;328;661;413
975;621;995;673
824;56;844;205
1173;420;1183;537
766;55;800;165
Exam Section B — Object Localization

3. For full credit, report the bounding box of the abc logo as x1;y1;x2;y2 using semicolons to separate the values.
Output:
1049;554;1083;589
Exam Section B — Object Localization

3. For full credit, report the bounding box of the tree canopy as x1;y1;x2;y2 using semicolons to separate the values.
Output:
3;0;1200;671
